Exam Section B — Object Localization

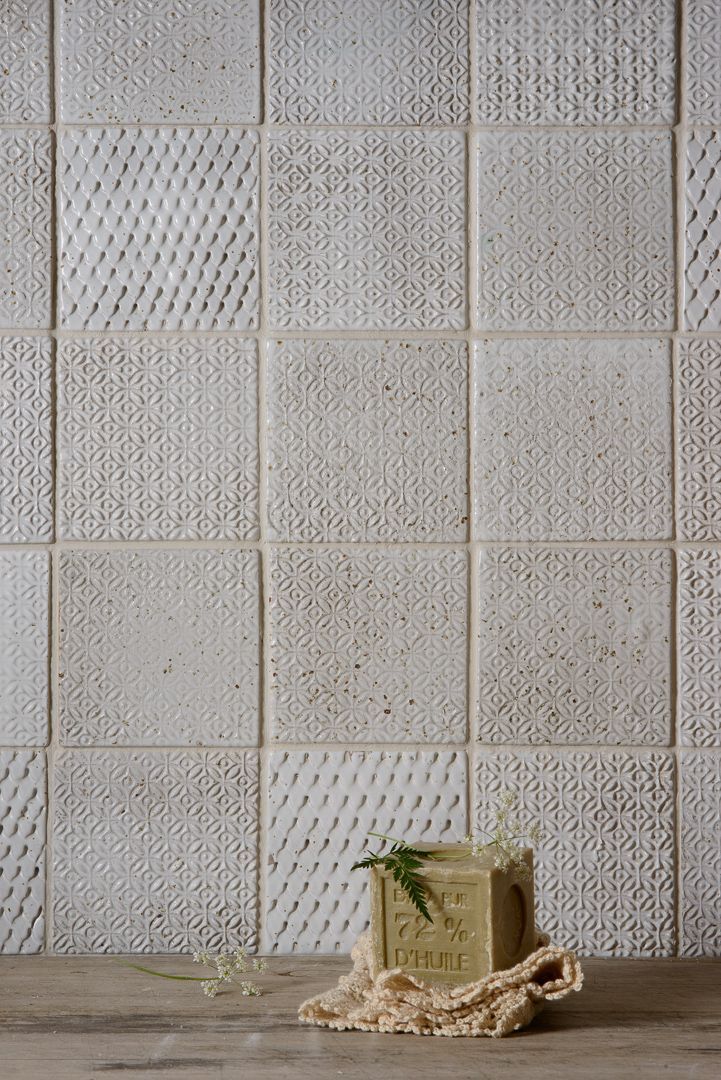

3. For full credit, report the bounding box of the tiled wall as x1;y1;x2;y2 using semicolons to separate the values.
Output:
1;0;720;959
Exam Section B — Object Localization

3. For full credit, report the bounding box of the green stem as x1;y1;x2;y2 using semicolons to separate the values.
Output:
123;962;211;982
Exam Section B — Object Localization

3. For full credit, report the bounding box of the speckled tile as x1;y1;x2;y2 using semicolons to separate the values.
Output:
0;131;52;329
0;336;52;541
0;552;48;746
687;0;721;124
0;750;46;953
678;339;721;540
265;749;468;952
685;130;721;331
0;1;51;122
269;548;468;744
679;550;721;747
59;550;260;747
680;750;721;956
267;339;468;541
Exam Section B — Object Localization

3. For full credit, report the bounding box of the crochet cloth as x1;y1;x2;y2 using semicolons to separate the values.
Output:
298;931;583;1038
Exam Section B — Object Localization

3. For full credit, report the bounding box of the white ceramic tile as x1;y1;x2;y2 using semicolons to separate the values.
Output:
0;131;52;329
59;550;260;747
0;1;51;122
478;549;672;746
476;0;676;125
265;750;467;952
685;131;721;331
0;750;46;953
0;553;48;746
474;750;675;956
268;129;466;330
680;751;721;956
58;336;259;540
60;0;260;123
269;548;468;744
678;339;721;540
477;131;674;331
687;1;721;124
475;339;673;541
268;0;469;125
59;128;260;331
0;336;52;541
53;750;259;952
268;339;468;542
679;550;721;747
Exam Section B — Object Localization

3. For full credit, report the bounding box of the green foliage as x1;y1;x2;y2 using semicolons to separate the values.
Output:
352;835;435;922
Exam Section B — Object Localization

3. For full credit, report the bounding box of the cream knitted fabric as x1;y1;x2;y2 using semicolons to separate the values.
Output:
298;931;583;1038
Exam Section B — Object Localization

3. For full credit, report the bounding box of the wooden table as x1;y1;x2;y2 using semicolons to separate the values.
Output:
0;955;719;1079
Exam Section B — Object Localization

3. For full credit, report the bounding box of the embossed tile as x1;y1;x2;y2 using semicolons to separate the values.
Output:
0;553;48;746
269;548;467;744
0;1;51;122
477;131;674;331
0;750;46;953
474;750;675;956
266;750;467;952
268;339;468;542
680;751;721;956
476;0;676;125
268;129;466;330
0;131;52;329
60;0;260;123
678;339;721;540
679;550;721;747
268;0;469;125
58;337;259;540
53;750;259;952
687;1;721;123
685;131;721;331
0;336;52;541
59;550;260;747
475;339;673;541
59;128;260;331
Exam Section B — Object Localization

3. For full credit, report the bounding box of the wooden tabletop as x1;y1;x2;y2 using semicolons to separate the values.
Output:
0;955;719;1080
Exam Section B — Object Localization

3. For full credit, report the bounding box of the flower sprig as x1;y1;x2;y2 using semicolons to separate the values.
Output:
128;945;266;999
464;790;542;880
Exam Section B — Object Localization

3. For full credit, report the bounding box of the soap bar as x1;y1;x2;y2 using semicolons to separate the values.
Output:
369;843;535;986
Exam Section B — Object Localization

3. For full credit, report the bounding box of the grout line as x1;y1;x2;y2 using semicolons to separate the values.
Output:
0;327;697;340
30;740;688;755
466;0;478;837
11;120;686;133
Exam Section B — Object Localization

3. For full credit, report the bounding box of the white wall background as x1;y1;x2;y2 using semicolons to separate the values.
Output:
0;0;720;958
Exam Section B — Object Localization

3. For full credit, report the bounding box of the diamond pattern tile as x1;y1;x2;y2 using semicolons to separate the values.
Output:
0;1;51;122
0;130;52;329
0;552;48;746
685;130;721;331
0;750;46;953
687;0;721;123
679;550;721;747
678;338;721;540
0;335;52;541
680;750;721;956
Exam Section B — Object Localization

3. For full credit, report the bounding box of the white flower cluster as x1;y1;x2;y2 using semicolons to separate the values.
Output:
193;946;267;999
464;789;542;880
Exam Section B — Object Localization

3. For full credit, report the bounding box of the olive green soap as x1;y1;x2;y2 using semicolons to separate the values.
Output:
369;843;536;985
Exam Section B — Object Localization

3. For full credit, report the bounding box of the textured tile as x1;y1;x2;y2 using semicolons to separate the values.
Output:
678;339;721;540
60;0;260;123
477;131;674;331
0;553;48;746
59;128;260;331
685;131;721;331
680;751;721;956
0;750;46;953
476;0;676;125
53;750;259;952
268;339;468;542
59;550;260;747
475;339;673;541
0;1;51;122
269;548;467;744
474;750;675;956
0;336;52;541
58;336;259;540
266;750;467;952
478;549;672;746
679;550;721;747
0;131;52;329
268;129;466;330
268;0;469;125
687;1;721;123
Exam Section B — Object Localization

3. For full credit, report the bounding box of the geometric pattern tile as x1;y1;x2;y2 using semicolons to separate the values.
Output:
268;0;469;125
475;338;673;540
478;548;673;746
58;336;259;540
59;550;260;747
0;552;48;746
685;130;721;331
59;0;260;123
268;129;466;330
265;749;468;952
0;0;51;122
0;336;52;541
269;548;468;744
474;749;676;956
679;550;721;747
687;0;721;124
476;0;676;124
477;131;674;330
678;338;721;540
0;130;52;329
59;128;260;331
52;749;259;952
0;750;46;953
680;750;721;956
267;339;468;541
